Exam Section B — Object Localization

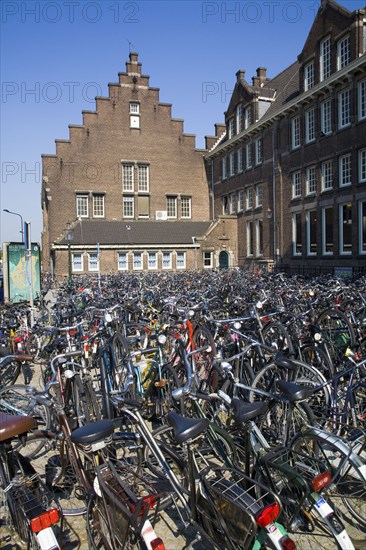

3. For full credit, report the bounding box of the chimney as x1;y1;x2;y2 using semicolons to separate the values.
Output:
236;69;245;83
126;52;142;76
252;67;267;87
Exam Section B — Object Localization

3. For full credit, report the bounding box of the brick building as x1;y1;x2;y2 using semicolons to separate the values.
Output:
42;0;366;277
205;0;366;276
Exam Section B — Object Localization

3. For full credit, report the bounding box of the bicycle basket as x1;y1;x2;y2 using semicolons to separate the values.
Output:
200;467;281;549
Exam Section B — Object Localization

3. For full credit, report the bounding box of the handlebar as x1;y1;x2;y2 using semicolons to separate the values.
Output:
171;340;212;401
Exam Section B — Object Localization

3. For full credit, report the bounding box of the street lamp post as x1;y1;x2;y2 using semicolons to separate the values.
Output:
66;224;74;285
3;209;24;241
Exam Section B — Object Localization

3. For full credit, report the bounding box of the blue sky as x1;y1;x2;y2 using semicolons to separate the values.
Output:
1;0;364;245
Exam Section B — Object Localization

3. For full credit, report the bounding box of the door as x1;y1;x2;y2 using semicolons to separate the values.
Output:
219;251;229;269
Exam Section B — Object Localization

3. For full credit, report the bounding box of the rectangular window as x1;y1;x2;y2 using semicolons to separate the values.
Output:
320;36;331;81
322;207;334;255
338;89;351;128
123;196;134;218
72;253;83;272
245;106;251;129
237;148;243;173
88;252;99;272
306;166;316;195
359;79;366;120
291;116;300;149
228;118;234;139
359;149;366;183
305;108;315;143
133;252;143;270
246;188;253;210
359;200;366;254
223;196;229;215
181;196;191;218
256;219;263;256
176;251;186;269
167;196;177;218
148;252;157;270
320;99;332;135
292;171;301;198
76;195;88;218
321;160;333;191
255;138;262;165
203;251;213;269
229;193;236;214
229;151;235;177
138;165;149;192
137;195;149;218
339;154;352;187
117;252;128;271
247;221;254;256
255;185;263;208
130;102;139;114
304;61;315;91
236;105;243;133
307;210;317;255
339;203;352;254
123;164;134;191
292;213;302;255
93;194;104;218
337;35;350;70
245;143;252;169
222;156;227;180
162;251;172;269
237;190;244;212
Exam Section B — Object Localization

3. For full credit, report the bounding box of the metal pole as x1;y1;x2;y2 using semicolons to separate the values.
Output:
24;222;34;327
68;241;72;285
3;209;24;241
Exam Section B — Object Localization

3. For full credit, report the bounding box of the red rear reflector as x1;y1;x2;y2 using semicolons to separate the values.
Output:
30;508;59;533
281;536;297;550
255;502;280;527
262;317;270;323
69;329;77;336
312;471;331;492
130;495;158;516
151;538;165;550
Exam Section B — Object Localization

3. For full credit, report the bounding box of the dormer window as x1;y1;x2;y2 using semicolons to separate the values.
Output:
130;102;140;128
228;118;234;139
304;61;314;91
245;106;252;129
320;36;331;81
337;35;350;70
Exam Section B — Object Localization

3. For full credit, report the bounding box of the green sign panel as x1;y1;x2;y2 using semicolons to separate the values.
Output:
7;243;41;303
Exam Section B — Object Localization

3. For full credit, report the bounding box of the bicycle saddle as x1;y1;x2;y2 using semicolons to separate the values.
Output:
70;419;114;446
0;412;35;442
167;412;209;444
276;380;314;402
231;399;268;424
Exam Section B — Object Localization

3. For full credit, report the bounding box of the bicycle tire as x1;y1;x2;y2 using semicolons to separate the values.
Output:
261;320;295;357
0;384;51;430
0;359;21;387
290;430;366;530
98;351;116;420
316;308;357;370
111;333;137;399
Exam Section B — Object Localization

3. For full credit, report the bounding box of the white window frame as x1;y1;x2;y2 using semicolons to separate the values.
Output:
176;251;186;270
320;36;331;81
359;199;366;255
305;107;315;143
133;251;143;271
117;252;128;271
255;185;263;208
93;194;105;218
222;156;227;180
167;196;177;218
246;221;254;257
129;102;140;114
306;166;316;196
76;195;88;218
228;118;234;139
181;196;191;219
337;35;350;70
237;148;243;173
292;212;302;256
359;149;366;183
338;89;351;129
255;219;263;257
123;196;134;218
320;99;332;135
88;252;99;272
236;104;243;133
255;138;262;165
229;151;235;177
148;251;157;270
203;251;213;269
123;163;134;192
358;79;366;121
306;209;317;256
237;190;244;212
72;253;83;272
246;188;253;210
322;206;334;256
304;61;315;91
339;203;352;255
339;154;352;187
291;116;300;149
292;171;301;199
138;164;149;192
245;143;252;169
244;106;251;129
321;160;333;192
162;251;172;270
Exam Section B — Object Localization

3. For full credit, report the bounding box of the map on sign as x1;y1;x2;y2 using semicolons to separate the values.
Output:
6;243;41;302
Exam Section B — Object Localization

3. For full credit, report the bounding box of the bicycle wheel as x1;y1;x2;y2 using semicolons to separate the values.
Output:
192;325;216;387
0;359;21;386
158;364;184;416
299;344;335;378
291;430;366;530
111;333;136;399
261;321;295;357
14;432;87;516
316;308;357;370
248;359;331;424
0;384;51;430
